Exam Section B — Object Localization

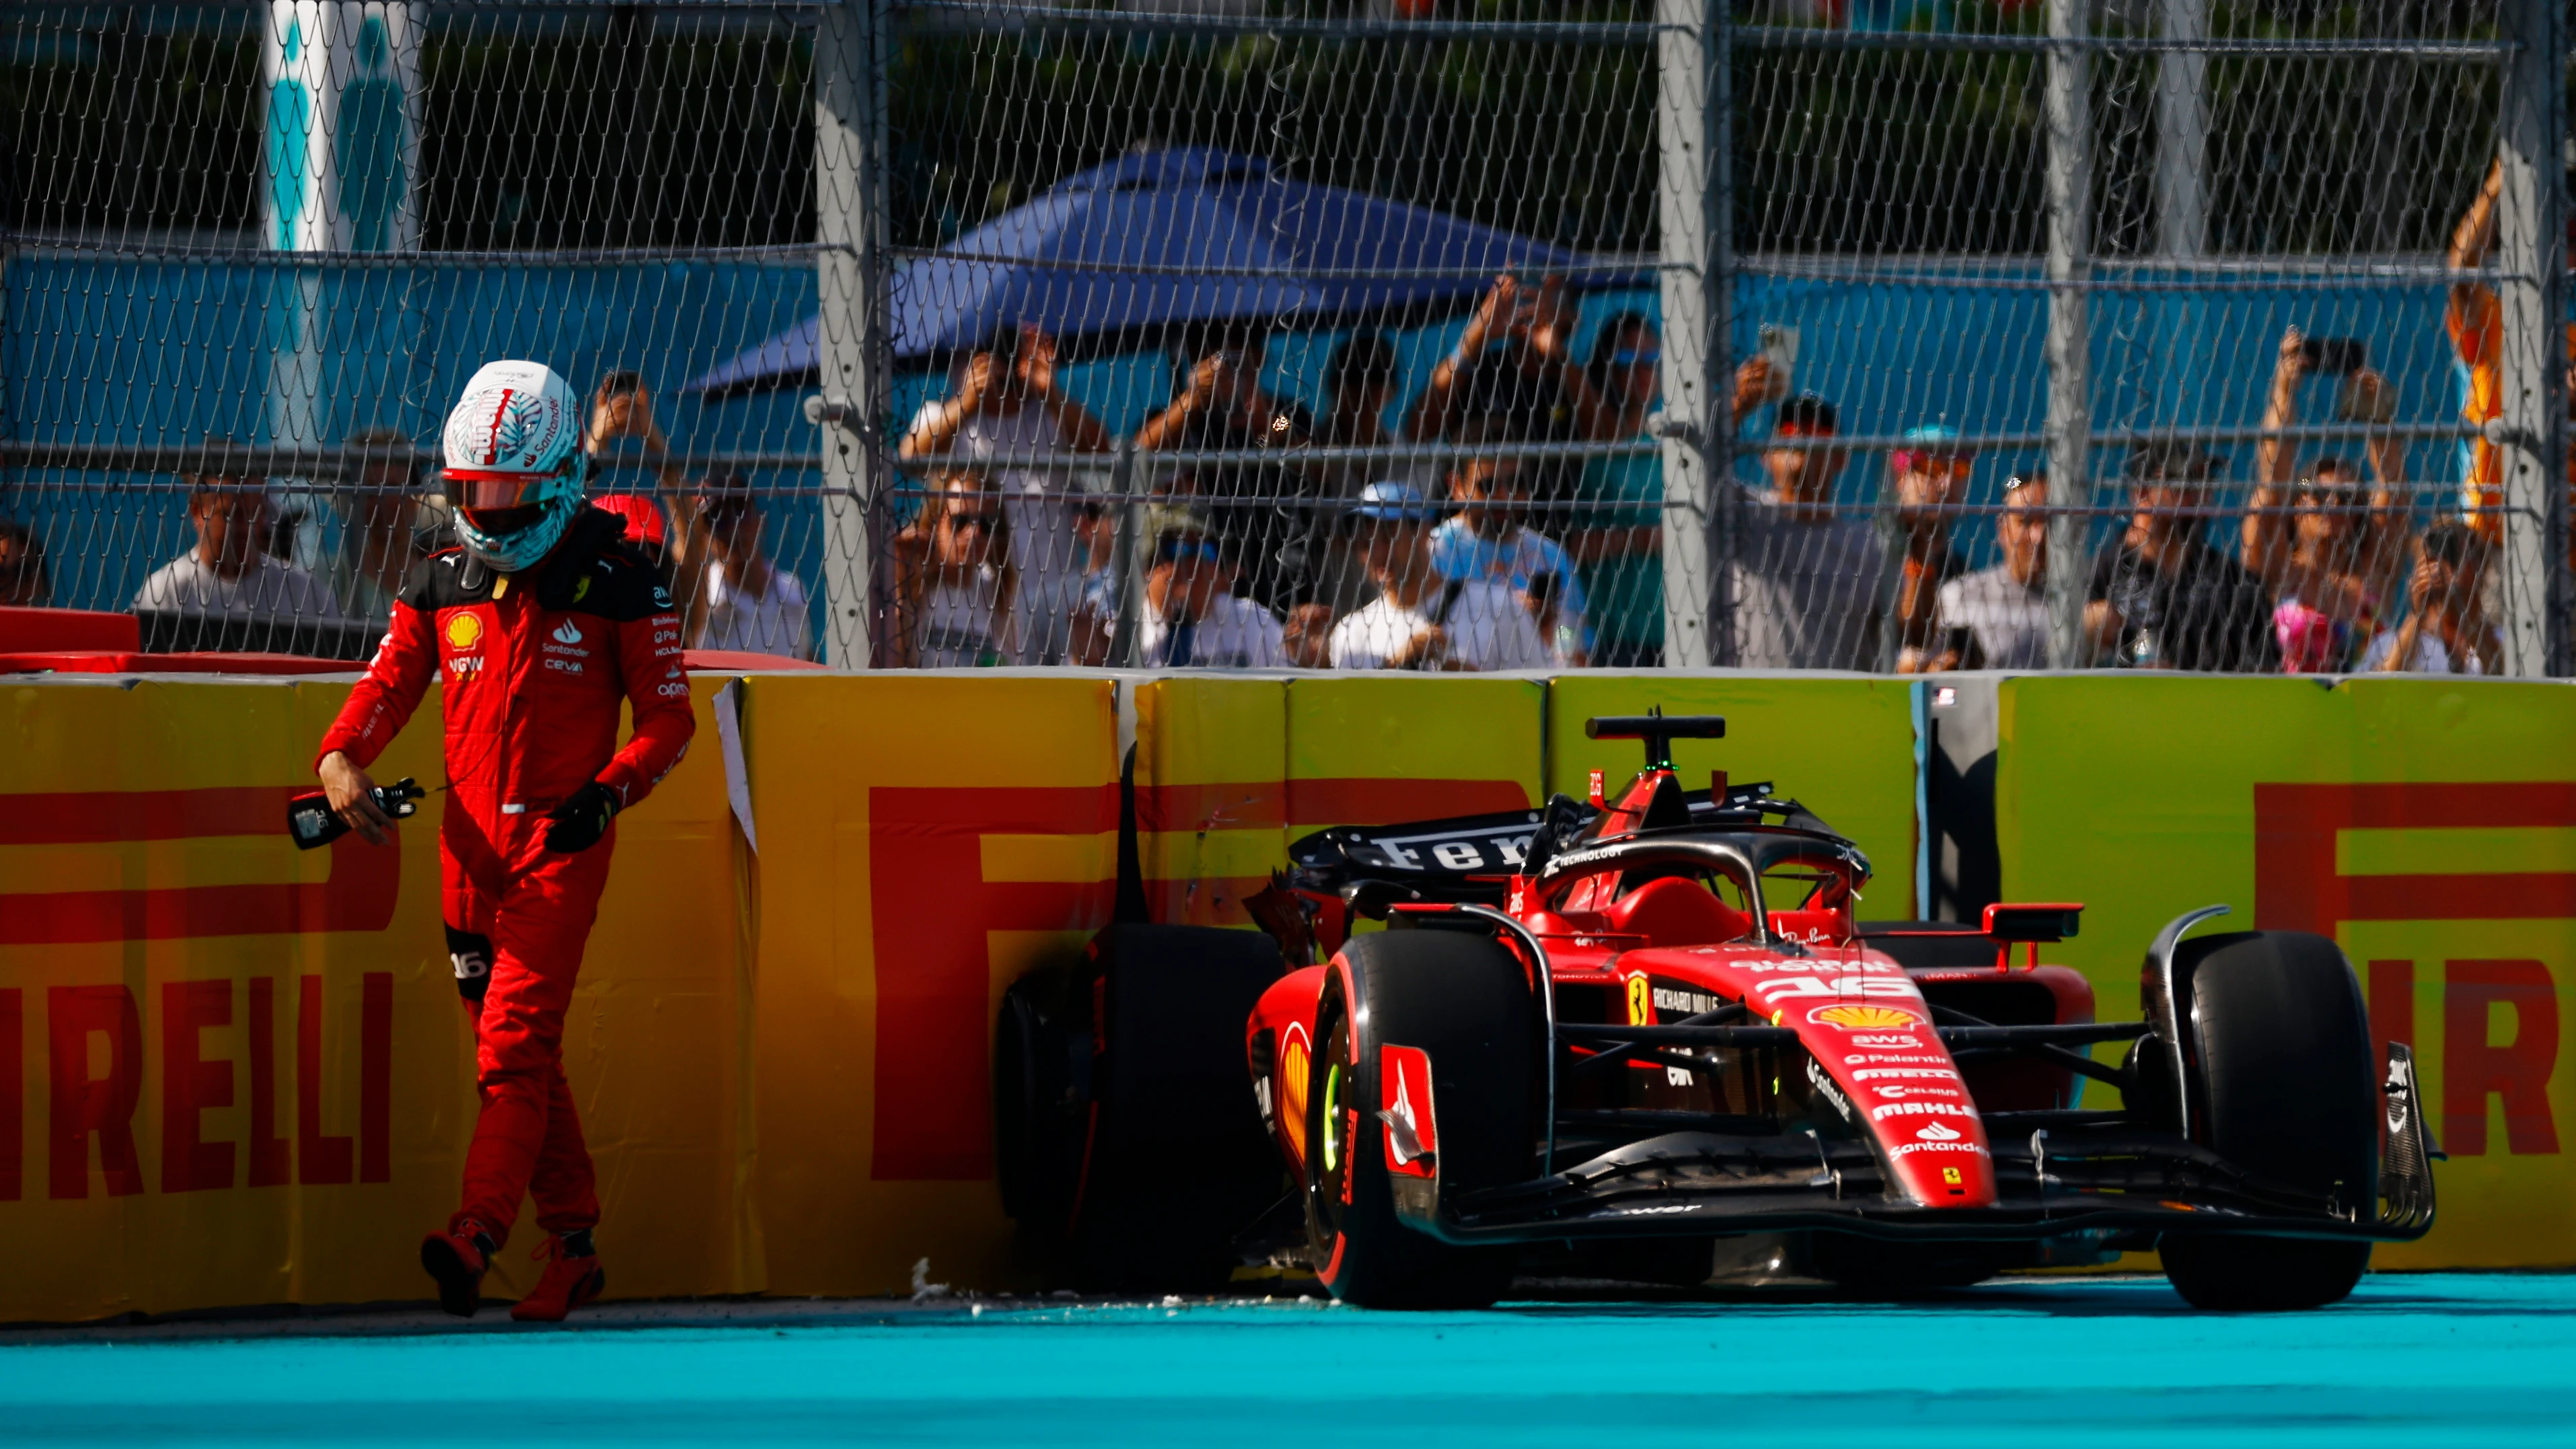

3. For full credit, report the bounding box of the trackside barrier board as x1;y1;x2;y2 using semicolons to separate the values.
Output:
1995;674;2576;1269
1286;673;1547;832
7;668;2569;1319
1130;673;1553;935
1133;675;1290;928
738;673;1121;1296
1545;675;1921;920
0;671;751;1321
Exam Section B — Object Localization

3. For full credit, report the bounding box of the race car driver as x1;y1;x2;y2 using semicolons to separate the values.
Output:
312;360;694;1321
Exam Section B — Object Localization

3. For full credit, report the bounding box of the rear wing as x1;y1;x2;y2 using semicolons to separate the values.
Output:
1247;782;1844;965
1287;780;1820;892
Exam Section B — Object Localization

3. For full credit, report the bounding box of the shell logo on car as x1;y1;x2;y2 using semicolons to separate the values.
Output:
1810;1004;1926;1030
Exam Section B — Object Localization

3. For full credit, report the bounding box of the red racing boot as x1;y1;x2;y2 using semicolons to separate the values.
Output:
511;1229;606;1323
420;1218;499;1318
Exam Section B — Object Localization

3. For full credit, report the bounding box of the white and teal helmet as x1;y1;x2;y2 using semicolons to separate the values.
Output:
441;360;588;571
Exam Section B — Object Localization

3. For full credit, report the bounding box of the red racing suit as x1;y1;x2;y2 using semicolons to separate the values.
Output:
318;506;694;1244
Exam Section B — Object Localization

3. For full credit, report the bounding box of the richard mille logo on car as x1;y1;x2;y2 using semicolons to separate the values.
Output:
1652;986;1718;1015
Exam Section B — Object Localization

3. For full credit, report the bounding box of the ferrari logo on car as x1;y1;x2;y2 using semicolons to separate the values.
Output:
1625;975;1652;1025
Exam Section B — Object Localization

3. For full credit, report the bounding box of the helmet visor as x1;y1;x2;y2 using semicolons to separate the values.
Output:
449;470;554;511
461;502;548;536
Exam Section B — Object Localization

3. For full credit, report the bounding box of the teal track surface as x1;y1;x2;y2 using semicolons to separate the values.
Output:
4;1273;2571;1445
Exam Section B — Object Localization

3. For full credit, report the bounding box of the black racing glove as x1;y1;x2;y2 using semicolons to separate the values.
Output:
544;781;622;854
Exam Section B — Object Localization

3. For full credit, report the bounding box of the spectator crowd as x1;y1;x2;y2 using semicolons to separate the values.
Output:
9;155;2557;678
875;246;2519;677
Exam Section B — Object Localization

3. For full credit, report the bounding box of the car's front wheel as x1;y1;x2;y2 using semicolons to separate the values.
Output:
2158;930;2377;1311
1305;928;1530;1310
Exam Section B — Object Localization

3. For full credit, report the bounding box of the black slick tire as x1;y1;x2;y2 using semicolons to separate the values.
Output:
1306;928;1530;1310
1060;925;1285;1294
994;968;1080;1236
2158;930;2377;1312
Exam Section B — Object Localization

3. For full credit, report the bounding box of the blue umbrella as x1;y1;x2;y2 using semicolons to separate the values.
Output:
683;147;1608;394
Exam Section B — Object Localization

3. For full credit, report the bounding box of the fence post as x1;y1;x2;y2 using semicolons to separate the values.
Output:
2043;0;2094;669
2495;0;2570;676
1656;0;1726;669
814;0;890;668
1111;441;1144;669
2154;0;2206;260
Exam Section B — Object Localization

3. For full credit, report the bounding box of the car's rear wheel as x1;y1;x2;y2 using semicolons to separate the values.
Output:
1306;928;1530;1310
996;925;1286;1293
2158;930;2377;1312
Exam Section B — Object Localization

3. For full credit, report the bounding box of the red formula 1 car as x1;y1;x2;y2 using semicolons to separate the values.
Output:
994;712;2436;1310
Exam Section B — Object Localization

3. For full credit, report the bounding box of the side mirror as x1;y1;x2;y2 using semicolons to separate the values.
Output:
1982;901;2082;971
1983;902;2082;943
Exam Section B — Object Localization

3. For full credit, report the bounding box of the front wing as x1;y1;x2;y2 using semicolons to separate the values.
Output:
1410;1045;2438;1248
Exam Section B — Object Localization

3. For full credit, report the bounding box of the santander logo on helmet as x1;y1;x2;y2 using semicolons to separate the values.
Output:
443;360;588;572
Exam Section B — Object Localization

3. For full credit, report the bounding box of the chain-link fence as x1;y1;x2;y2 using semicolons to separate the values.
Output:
4;0;2567;675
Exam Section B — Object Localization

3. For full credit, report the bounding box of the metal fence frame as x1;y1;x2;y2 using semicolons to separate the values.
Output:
5;0;2568;673
797;0;2573;675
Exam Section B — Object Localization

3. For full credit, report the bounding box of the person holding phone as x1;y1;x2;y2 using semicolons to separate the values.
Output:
899;324;1113;663
312;360;694;1323
2366;521;2503;673
2246;326;2411;671
1567;315;1790;666
1407;272;1603;445
1725;393;1897;670
887;468;1021;667
1132;323;1317;611
582;369;677;575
